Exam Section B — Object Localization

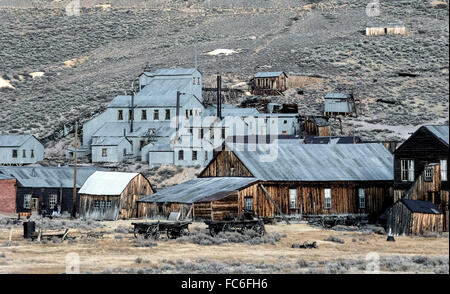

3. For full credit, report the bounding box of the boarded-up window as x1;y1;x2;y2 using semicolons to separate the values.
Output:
49;194;57;209
192;151;198;160
245;197;253;211
141;110;147;120
12;149;18;158
102;148;107;157
178;150;184;160
22;149;26;158
324;188;331;209
154;110;159;120
23;194;31;209
358;188;365;209
165;109;171;120
441;160;447;181
289;189;297;209
424;167;432;182
118;110;123;120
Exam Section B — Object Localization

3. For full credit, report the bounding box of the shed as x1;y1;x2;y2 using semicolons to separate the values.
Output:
386;199;444;235
252;71;288;95
137;177;258;220
79;171;153;220
324;93;355;117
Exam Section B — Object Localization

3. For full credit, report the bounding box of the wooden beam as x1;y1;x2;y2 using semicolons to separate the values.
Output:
259;184;290;224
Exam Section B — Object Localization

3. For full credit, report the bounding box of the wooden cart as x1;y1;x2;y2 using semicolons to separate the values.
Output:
205;219;265;237
131;221;191;240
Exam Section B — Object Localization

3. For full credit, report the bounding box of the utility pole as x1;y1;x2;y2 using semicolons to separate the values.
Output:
72;121;78;219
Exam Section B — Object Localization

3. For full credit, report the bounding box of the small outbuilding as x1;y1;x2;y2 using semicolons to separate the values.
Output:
323;93;356;117
386;198;444;236
79;171;154;220
251;71;288;95
0;134;44;165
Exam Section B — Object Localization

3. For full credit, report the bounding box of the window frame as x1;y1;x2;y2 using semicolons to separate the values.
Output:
141;109;147;120
12;149;18;158
165;109;171;120
407;159;414;182
178;150;184;160
358;188;365;209
118;110;123;120
102;148;108;157
441;159;448;181
245;197;253;211
49;194;57;209
424;167;433;182
153;109;159;120
22;149;26;158
324;188;331;209
30;149;35;158
192;150;198;161
23;194;32;209
289;188;297;209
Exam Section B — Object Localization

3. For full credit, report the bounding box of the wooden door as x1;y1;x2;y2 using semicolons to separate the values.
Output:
31;198;39;212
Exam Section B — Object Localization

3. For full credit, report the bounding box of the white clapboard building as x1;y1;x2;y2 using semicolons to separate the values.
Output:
0;134;44;165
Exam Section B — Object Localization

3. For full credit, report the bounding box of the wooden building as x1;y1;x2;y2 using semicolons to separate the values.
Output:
301;116;331;137
137;177;258;220
386;199;444;236
0;166;100;215
251;72;288;95
79;171;153;220
366;22;406;36
143;143;394;222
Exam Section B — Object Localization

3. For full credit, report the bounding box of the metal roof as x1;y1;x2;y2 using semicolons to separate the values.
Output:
0;134;37;147
303;136;361;144
92;121;175;138
254;72;286;78
424;125;449;147
228;143;393;182
400;199;443;214
0;166;102;188
0;174;14;180
205;104;260;117
138;177;258;204
91;137;130;146
79;171;140;196
144;68;199;76
225;135;303;145
325;93;349;99
324;99;354;113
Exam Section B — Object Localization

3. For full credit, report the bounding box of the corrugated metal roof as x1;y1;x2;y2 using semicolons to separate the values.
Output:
254;72;286;78
79;171;140;196
425;125;449;147
151;68;198;76
325;93;349;99
138;177;258;204
0;166;102;188
304;136;361;144
91;137;129;146
324;99;354;113
229;143;393;181
147;144;173;151
205;104;260;117
92;122;175;138
0;174;14;180
0;134;35;147
225;135;303;145
400;199;443;214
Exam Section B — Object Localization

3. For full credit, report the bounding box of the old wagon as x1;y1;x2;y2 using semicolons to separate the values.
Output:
204;210;265;237
131;221;191;240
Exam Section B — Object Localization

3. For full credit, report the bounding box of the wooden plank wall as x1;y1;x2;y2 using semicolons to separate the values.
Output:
386;202;412;235
200;151;254;177
119;174;154;219
411;212;444;235
79;195;121;220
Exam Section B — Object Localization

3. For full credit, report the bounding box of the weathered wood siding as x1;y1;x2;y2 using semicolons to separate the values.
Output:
80;174;153;220
137;202;191;220
200;151;254;177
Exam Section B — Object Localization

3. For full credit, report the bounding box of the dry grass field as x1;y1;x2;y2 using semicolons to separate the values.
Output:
0;218;448;274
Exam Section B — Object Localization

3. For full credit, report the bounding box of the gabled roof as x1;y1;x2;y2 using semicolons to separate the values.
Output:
92;121;175;138
424;125;449;147
324;99;354;113
400;199;443;214
0;166;102;188
79;171;141;196
151;68;199;76
254;71;286;78
0;134;39;147
138;177;258;204
223;143;393;182
91;137;130;147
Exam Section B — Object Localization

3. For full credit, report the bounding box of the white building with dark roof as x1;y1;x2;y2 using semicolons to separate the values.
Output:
0;134;44;165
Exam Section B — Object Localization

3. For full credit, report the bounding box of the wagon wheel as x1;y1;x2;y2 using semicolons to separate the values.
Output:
251;222;265;237
167;229;180;239
146;225;160;240
223;223;234;233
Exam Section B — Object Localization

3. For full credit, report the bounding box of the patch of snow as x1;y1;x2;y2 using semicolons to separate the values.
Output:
206;49;237;56
30;72;44;78
0;77;14;89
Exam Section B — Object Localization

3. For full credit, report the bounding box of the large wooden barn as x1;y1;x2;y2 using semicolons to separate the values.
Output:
386;199;444;236
393;125;449;230
138;143;394;222
79;171;153;220
137;177;258;220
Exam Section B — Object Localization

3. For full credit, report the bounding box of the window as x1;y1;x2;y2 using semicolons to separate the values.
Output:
30;150;34;158
129;109;133;120
193;77;196;85
197;77;200;85
283;120;287;124
289;189;297;209
401;159;415;182
324;188;331;209
23;194;31;209
102;148;107;157
141;110;147;120
22;149;26;158
424;167;432;182
105;200;112;208
245;197;253;211
205;151;208;161
123;149;127;156
118;110;123;120
154;109;159;120
139;140;145;151
165;109;171;120
192;151;198;161
12;149;18;158
221;128;226;139
49;194;57;209
99;201;105;209
178;150;184;160
185;110;189;119
198;129;204;139
441;160;447;181
188;128;193;135
358;188;365;209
